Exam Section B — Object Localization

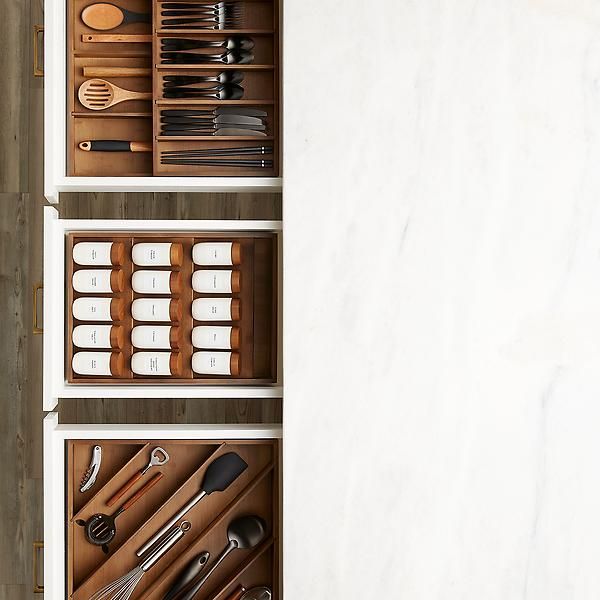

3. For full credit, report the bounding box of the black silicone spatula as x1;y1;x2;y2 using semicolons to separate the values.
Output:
136;452;248;557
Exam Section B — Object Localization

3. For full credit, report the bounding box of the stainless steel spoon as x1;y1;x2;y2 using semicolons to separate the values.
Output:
161;50;253;65
163;71;244;89
163;84;244;100
161;37;254;51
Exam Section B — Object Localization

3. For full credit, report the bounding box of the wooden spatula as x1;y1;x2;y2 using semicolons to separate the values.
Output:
78;79;151;110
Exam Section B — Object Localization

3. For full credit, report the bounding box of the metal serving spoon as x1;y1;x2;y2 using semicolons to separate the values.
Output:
177;516;267;600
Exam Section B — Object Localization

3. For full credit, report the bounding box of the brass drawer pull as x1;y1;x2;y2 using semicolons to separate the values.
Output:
33;541;44;593
33;25;44;77
33;283;43;334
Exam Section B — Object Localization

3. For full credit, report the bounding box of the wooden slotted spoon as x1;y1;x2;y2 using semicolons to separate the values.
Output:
78;78;151;110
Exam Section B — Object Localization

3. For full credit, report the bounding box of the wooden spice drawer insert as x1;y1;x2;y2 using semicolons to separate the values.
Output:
65;231;278;384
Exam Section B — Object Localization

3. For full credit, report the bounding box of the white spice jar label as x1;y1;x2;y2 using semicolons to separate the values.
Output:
72;269;113;293
192;351;232;375
192;326;232;349
72;297;113;321
131;351;172;375
72;351;112;375
132;270;173;294
131;325;173;349
192;298;232;321
193;242;234;265
73;325;112;348
73;242;113;265
132;243;174;266
192;270;233;293
131;298;173;321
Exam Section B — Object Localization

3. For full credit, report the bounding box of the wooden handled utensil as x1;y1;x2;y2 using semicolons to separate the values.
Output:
107;447;170;506
78;78;151;110
75;472;164;553
82;33;152;42
81;2;151;30
83;66;151;78
79;140;152;152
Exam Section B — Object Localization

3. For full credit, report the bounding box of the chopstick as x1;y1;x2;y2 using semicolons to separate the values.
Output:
161;145;272;157
160;158;273;166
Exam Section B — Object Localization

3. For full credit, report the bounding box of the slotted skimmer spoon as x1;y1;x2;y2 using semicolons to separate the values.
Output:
78;78;151;110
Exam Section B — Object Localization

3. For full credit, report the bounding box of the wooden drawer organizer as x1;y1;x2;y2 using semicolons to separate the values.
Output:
68;0;279;176
67;439;280;600
66;231;277;384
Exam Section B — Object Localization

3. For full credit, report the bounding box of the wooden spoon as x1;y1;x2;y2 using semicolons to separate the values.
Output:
78;79;151;110
81;3;150;30
81;33;152;43
83;66;151;77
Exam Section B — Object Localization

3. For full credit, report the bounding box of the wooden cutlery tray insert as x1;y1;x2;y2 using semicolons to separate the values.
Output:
68;0;280;176
67;439;280;599
66;231;277;384
68;0;153;176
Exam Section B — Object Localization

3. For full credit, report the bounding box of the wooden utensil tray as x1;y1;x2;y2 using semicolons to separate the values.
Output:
66;231;277;384
67;439;280;600
68;0;280;176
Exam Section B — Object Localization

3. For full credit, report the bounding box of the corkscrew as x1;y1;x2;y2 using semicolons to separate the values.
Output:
80;445;102;492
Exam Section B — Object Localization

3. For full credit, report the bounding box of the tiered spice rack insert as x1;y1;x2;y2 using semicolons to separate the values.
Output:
68;0;280;176
66;231;277;384
68;440;280;600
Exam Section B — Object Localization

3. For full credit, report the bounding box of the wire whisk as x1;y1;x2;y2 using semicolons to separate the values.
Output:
89;521;191;600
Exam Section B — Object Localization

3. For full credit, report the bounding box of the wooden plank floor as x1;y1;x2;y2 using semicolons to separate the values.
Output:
0;194;44;600
0;0;282;591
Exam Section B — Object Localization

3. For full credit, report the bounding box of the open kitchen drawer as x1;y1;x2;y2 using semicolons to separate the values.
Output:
43;206;282;410
44;0;282;202
43;413;282;599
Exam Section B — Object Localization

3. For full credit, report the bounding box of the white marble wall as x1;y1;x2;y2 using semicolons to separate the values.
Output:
283;2;600;598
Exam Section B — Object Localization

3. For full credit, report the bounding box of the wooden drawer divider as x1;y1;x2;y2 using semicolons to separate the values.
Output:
67;0;279;176
68;440;279;600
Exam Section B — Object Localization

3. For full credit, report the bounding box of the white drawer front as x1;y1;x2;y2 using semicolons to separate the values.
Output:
43;206;283;409
43;413;283;600
42;0;282;202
